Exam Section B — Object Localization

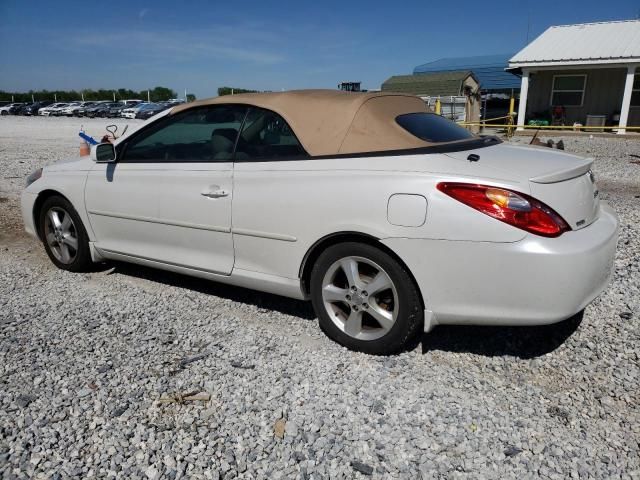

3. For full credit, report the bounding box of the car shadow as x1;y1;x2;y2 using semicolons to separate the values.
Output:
420;311;583;359
105;261;317;320
98;261;582;357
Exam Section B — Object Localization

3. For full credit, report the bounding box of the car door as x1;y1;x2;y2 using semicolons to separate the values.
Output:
85;105;247;275
231;107;312;278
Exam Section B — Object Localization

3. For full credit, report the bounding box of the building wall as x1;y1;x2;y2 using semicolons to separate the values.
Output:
526;68;630;125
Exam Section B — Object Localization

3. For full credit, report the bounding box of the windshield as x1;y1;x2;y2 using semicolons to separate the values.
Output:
396;113;475;143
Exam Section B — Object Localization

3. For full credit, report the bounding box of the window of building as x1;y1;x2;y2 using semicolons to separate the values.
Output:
550;75;586;107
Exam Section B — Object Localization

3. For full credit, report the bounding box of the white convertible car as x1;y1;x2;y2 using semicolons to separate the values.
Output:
21;90;618;354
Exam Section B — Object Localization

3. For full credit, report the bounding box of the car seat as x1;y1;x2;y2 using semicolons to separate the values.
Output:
211;128;238;160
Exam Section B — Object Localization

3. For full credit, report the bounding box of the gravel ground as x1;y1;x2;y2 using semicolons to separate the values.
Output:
1;117;639;479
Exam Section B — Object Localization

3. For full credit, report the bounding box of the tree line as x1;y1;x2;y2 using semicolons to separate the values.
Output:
217;87;259;96
1;84;265;103
0;86;187;103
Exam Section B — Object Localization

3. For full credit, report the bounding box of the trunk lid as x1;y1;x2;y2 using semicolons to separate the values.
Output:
444;143;600;230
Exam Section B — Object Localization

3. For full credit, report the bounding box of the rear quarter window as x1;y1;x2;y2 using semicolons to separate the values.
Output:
396;113;474;143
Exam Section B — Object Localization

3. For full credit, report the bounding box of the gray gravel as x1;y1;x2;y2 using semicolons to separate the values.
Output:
1;117;639;479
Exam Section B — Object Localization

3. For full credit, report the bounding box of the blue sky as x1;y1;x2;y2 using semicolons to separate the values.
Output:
0;0;638;99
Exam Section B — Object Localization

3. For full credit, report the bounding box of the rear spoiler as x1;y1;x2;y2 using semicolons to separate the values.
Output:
529;158;593;184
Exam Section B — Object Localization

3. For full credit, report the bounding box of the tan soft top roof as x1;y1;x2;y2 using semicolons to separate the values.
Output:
170;89;432;156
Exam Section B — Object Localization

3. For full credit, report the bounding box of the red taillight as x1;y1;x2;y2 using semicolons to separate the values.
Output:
437;182;570;237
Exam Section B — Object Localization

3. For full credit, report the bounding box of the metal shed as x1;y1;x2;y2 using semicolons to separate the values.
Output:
381;71;480;124
382;71;479;97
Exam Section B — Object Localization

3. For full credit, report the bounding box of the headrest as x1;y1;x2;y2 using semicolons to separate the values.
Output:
211;128;237;152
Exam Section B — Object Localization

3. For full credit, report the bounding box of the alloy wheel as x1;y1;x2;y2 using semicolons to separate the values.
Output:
44;207;79;264
321;256;398;341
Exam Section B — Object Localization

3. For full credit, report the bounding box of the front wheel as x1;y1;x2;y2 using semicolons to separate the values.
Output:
39;195;93;272
310;242;423;355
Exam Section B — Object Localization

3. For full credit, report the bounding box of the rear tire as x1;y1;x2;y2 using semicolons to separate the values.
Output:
310;242;423;355
38;195;93;272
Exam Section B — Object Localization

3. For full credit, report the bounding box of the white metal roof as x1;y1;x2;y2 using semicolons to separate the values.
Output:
509;20;640;68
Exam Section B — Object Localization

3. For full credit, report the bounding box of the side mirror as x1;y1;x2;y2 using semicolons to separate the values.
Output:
91;143;117;163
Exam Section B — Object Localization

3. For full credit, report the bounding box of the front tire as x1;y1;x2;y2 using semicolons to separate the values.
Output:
310;242;423;355
39;195;93;272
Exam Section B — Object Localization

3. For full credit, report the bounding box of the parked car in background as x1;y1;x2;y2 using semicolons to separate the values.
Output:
50;103;76;116
103;103;128;118
14;103;35;115
57;102;82;116
9;103;26;114
22;101;53;115
39;103;68;116
61;102;95;116
0;103;24;115
20;90;619;354
135;103;172;120
121;102;152;119
84;102;112;118
75;102;98;116
11;103;28;115
73;104;90;117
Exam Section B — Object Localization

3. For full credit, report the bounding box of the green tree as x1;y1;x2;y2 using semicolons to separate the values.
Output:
217;87;258;96
186;93;196;102
146;86;177;102
116;88;139;100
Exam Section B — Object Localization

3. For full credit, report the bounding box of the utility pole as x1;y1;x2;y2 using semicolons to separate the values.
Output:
113;91;116;101
54;93;57;102
32;94;34;102
147;90;151;102
81;92;85;101
184;88;187;101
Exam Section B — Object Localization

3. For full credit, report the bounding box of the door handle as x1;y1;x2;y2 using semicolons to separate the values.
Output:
201;187;229;198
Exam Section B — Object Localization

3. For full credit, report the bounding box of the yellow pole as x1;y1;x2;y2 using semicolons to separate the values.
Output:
435;97;441;115
507;94;516;137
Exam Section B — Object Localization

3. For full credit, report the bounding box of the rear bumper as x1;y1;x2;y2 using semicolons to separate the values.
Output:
383;203;618;327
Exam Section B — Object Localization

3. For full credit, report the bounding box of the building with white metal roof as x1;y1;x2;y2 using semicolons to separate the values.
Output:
508;20;640;133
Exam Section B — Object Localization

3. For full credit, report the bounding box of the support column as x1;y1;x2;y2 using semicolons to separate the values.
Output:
618;64;637;134
516;69;529;131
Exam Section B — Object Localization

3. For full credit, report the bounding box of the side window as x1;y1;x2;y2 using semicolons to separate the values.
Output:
236;108;307;161
121;105;247;162
550;75;586;107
